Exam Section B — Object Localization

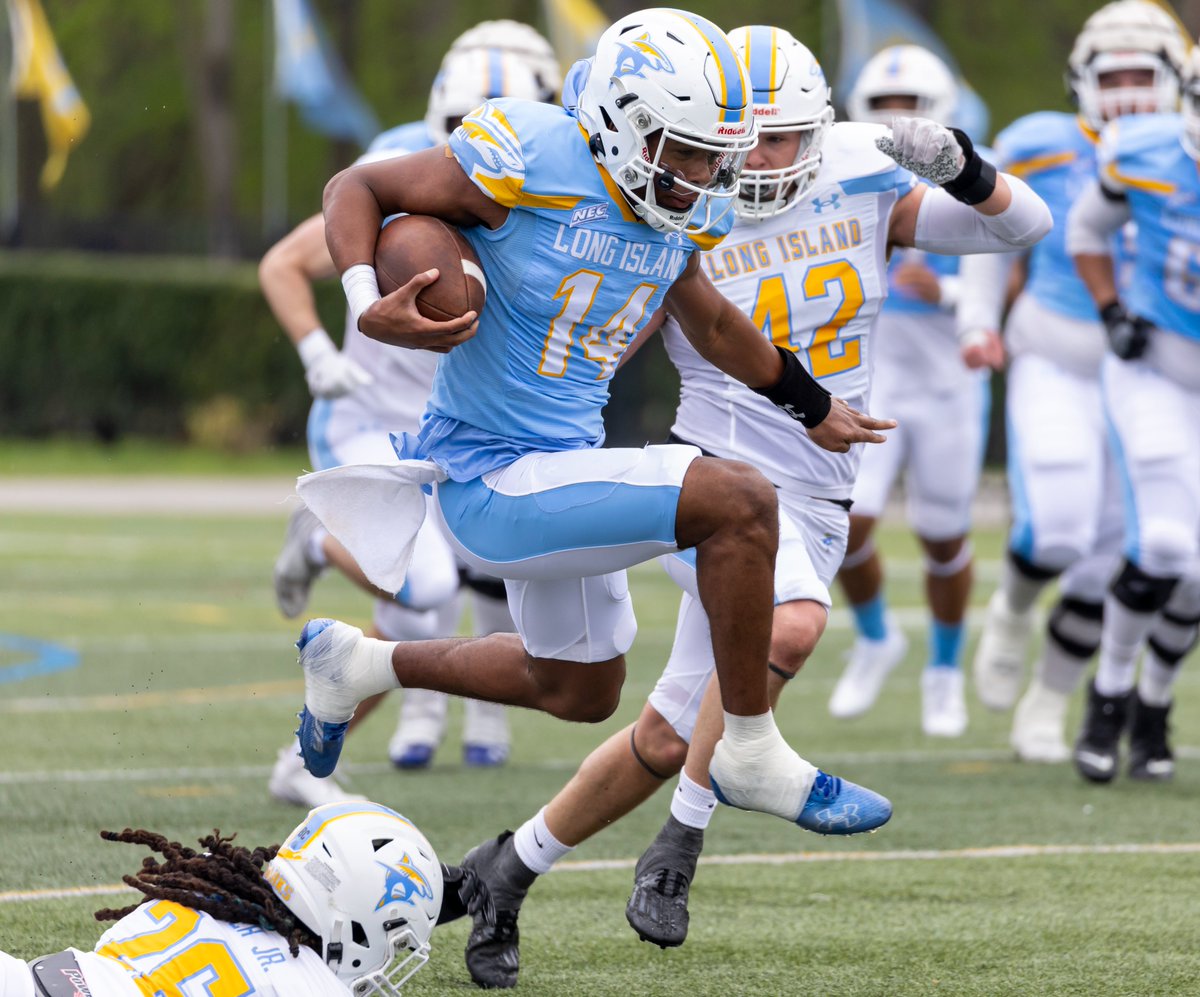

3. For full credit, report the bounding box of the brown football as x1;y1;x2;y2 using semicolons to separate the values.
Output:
373;215;486;321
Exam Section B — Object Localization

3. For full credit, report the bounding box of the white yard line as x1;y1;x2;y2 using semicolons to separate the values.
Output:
5;840;1200;905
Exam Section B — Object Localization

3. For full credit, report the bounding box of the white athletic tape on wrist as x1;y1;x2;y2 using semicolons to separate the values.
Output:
341;263;381;326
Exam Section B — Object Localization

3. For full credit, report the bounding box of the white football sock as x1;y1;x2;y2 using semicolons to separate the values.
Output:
670;770;717;830
513;807;573;875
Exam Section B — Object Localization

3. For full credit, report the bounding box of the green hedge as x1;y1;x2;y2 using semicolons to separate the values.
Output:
0;250;349;447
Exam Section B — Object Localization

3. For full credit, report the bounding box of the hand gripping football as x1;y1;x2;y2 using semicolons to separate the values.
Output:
374;215;487;321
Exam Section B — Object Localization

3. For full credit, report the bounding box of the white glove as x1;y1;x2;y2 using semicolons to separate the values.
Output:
298;328;374;399
875;116;966;184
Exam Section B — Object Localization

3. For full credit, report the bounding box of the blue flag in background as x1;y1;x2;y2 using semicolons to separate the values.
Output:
835;0;989;140
272;0;379;146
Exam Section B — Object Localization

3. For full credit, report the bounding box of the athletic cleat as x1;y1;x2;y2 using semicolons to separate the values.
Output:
625;816;704;948
273;504;324;618
1073;681;1130;784
461;831;537;990
296;618;385;778
921;667;968;738
1128;694;1174;781
268;745;366;808
1010;680;1070;763
828;627;908;718
464;743;510;768
972;590;1034;711
792;770;893;834
390;743;436;770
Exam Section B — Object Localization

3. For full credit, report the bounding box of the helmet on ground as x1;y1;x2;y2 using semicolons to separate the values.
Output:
575;7;758;233
846;44;958;127
265;802;443;996
426;47;544;144
449;19;562;103
728;25;834;219
1067;0;1189;129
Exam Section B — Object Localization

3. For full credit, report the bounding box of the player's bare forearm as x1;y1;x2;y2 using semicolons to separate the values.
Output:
665;258;783;388
323;148;506;273
1074;252;1119;307
259;213;337;346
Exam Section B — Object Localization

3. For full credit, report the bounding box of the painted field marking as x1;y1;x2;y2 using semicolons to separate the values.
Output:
6;841;1200;905
0;634;79;684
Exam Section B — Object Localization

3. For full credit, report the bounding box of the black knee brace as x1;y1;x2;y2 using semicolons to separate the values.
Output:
1008;549;1061;583
1111;560;1179;615
1046;596;1104;660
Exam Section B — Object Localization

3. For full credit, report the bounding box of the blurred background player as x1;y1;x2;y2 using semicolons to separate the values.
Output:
0;801;489;996
454;26;1051;986
1065;43;1200;782
830;44;997;737
262;30;555;807
957;0;1189;763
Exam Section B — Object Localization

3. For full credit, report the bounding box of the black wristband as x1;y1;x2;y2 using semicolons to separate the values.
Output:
752;345;831;429
1099;301;1125;327
941;128;997;206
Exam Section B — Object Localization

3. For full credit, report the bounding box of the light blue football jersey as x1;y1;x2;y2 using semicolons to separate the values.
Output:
366;120;434;157
1098;113;1200;342
408;98;733;480
994;112;1112;321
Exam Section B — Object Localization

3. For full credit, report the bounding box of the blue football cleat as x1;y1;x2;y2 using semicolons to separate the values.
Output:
794;771;892;834
711;769;892;835
391;743;436;770
295;618;357;779
463;743;510;768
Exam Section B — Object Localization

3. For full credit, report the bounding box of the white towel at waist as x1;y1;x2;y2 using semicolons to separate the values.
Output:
296;459;448;594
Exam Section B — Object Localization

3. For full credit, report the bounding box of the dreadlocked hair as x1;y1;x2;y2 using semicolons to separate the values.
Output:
93;827;320;958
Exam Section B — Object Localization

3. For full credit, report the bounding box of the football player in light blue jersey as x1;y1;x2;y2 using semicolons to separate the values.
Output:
301;7;900;870
424;25;1052;984
260;35;551;807
958;0;1190;765
831;45;997;738
1065;52;1200;783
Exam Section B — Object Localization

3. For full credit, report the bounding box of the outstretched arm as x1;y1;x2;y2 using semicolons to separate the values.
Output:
664;256;895;453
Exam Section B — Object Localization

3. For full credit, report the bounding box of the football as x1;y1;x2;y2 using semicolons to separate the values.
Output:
373;215;487;322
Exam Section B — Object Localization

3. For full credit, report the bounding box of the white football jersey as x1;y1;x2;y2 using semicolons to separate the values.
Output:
665;122;917;500
62;899;349;995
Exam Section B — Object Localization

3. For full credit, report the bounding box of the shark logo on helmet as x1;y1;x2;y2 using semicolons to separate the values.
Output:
612;32;675;79
374;854;435;910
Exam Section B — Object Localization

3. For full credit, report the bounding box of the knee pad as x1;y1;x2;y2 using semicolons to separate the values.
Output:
1135;519;1199;580
1147;577;1200;666
1008;548;1062;583
1111;560;1179;615
1046;596;1103;660
374;598;443;642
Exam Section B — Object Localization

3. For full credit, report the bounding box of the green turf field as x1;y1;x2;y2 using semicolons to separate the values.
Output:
1;493;1197;995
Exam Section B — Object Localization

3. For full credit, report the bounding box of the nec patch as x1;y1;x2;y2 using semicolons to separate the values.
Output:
570;202;610;227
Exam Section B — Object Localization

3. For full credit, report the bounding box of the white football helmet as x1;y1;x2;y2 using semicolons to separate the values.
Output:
728;26;833;220
426;47;543;144
449;19;562;103
576;8;758;233
1183;44;1200;160
265;802;443;996
846;44;958;127
1067;0;1188;130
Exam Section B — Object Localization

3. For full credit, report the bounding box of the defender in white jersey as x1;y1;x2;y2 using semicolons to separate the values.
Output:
0;802;488;996
1066;67;1200;782
958;0;1190;765
260;39;550;806
831;45;996;737
443;26;1051;985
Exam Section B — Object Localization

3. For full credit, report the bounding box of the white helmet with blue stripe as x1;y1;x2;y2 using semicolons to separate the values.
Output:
449;19;562;103
728;25;834;219
426;46;544;144
265;802;443;996
576;8;759;233
846;44;958;127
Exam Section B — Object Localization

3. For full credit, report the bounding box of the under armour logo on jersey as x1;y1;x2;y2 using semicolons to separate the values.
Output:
811;192;841;214
613;33;675;78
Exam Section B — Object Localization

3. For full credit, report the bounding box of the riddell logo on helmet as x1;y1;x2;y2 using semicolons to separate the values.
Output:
753;106;781;116
715;124;748;135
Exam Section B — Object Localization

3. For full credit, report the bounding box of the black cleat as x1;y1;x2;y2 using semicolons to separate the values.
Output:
1128;694;1175;781
1073;681;1131;784
625;816;704;948
461;831;537;989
